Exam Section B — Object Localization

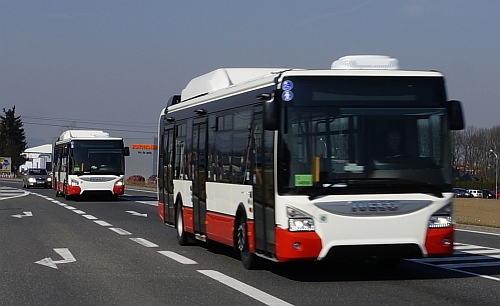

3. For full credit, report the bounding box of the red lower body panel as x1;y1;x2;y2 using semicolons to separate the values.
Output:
158;201;165;222
183;207;194;233
67;185;81;195
425;225;454;256
275;227;322;262
113;185;125;195
206;212;235;246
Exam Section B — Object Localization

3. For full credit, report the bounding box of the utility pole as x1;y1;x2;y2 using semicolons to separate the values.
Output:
490;149;498;199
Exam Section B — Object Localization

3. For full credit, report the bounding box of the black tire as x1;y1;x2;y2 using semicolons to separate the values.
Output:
176;204;189;246
237;214;259;270
64;191;72;201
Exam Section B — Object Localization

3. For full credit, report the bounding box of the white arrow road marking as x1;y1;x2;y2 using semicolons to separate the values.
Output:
35;248;76;269
11;211;33;218
126;210;148;217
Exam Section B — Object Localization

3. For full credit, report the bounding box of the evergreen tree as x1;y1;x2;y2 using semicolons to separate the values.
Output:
0;106;27;173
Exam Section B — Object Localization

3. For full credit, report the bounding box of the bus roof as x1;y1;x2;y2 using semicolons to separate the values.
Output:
181;68;288;102
172;56;445;112
56;130;123;143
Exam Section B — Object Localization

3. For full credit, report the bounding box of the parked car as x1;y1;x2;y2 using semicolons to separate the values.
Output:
453;188;473;198
126;175;145;182
148;174;158;183
491;190;499;199
468;189;483;198
481;189;496;199
23;168;52;189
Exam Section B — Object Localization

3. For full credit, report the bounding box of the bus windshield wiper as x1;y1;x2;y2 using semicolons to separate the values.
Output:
308;180;348;201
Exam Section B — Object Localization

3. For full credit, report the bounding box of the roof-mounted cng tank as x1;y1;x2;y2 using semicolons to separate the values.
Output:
331;55;399;70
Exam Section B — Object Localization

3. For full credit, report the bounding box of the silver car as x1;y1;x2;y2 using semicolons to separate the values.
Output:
23;168;52;189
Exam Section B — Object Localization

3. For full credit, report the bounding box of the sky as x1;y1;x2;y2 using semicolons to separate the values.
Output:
1;0;499;147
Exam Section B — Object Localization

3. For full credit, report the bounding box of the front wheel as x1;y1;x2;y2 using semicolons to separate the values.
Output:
176;204;190;246
237;214;260;270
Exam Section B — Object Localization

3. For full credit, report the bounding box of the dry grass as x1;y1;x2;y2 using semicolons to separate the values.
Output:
454;198;500;228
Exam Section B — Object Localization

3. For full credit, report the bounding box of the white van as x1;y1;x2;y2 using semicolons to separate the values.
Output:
468;189;483;198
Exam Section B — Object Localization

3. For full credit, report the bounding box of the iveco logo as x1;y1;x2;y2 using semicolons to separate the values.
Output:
351;201;398;212
89;177;107;182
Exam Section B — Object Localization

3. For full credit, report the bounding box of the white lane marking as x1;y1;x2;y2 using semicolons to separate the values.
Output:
158;251;198;265
73;210;86;214
35;248;76;269
456;228;499;236
198;270;294;306
124;189;156;194
126;210;148;217
130;238;159;247
439;261;499;269
411;243;500;282
65;206;76;210
109;228;132;235
82;215;98;220
11;211;33;218
0;186;29;201
94;220;113;227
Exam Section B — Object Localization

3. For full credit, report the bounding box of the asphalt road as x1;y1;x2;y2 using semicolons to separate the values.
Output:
1;179;498;306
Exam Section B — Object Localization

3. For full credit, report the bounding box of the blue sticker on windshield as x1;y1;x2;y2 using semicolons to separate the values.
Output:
282;80;294;91
282;91;294;101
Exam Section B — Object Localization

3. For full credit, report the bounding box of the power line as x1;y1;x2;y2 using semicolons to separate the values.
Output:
21;115;157;128
23;121;156;134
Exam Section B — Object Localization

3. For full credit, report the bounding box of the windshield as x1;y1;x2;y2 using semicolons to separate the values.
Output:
277;76;452;197
69;140;125;175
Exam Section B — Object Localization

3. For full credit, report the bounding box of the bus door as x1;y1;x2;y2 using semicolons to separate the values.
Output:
192;121;207;234
252;112;276;255
161;127;175;224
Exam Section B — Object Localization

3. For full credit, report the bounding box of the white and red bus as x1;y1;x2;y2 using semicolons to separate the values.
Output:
53;130;130;200
157;55;464;269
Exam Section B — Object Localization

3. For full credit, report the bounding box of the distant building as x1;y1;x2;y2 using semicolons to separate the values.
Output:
20;144;53;172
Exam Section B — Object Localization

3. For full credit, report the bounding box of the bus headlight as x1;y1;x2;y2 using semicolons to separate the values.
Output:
287;206;315;232
115;179;124;186
289;218;315;232
428;203;452;228
70;179;80;186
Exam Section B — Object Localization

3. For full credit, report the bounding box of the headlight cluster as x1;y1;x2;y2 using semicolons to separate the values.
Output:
428;203;452;228
70;179;80;186
287;206;315;232
28;177;36;183
115;179;124;186
46;177;52;182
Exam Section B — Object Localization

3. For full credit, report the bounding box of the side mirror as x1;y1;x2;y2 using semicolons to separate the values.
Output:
124;147;130;156
260;92;280;130
448;100;465;130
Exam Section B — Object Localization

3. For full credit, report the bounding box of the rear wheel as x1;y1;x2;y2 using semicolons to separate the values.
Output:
237;214;260;270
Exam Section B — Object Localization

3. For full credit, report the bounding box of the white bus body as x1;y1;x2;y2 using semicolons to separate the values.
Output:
53;130;129;200
157;55;464;269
